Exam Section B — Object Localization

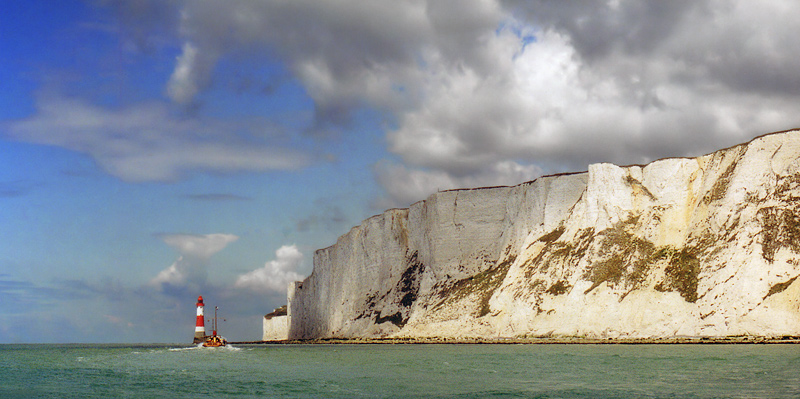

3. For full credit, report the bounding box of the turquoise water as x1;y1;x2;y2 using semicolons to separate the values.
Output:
2;343;799;398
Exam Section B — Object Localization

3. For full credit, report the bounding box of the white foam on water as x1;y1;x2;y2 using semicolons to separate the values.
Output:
167;342;241;351
168;344;204;351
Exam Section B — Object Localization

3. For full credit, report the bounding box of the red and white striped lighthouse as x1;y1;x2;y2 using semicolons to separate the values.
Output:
194;295;206;343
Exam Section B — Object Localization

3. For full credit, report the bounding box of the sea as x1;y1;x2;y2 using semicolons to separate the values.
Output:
2;343;799;398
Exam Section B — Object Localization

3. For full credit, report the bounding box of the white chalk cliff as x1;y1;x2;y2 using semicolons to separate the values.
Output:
286;129;800;340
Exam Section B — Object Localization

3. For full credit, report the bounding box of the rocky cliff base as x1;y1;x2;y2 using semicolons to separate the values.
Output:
269;336;800;345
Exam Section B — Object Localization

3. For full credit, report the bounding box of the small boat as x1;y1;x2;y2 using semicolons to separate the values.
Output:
203;334;226;347
202;306;228;347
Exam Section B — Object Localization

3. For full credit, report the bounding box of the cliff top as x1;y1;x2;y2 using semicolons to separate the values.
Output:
327;128;800;251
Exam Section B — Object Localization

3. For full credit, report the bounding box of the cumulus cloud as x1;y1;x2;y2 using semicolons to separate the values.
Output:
6;95;310;182
150;233;238;289
234;245;305;293
103;0;800;204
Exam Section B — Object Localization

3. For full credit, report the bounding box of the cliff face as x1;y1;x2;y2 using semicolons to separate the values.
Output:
287;129;800;339
263;306;289;341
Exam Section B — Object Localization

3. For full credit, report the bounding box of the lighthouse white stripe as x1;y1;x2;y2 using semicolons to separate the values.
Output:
197;306;204;316
195;326;205;332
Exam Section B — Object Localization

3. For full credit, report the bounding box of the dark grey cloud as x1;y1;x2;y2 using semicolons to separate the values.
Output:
505;0;800;100
160;0;507;126
505;0;704;61
296;200;348;233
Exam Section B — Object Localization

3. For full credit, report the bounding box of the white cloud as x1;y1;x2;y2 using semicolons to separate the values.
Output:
104;0;800;203
167;42;219;104
150;233;238;289
161;233;239;260
166;42;201;104
150;257;186;287
387;26;582;174
234;245;305;293
7;95;311;182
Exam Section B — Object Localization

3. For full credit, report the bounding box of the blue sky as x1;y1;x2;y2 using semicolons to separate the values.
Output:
2;0;800;343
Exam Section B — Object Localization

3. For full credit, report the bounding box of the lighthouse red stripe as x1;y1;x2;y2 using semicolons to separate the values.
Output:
196;315;204;326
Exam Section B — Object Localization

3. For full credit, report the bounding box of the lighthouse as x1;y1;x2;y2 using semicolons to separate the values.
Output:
194;295;206;343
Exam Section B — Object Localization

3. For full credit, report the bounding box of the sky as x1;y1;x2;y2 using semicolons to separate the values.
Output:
1;0;800;343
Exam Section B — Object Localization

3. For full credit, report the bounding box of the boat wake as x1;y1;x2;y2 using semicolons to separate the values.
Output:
168;343;241;352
